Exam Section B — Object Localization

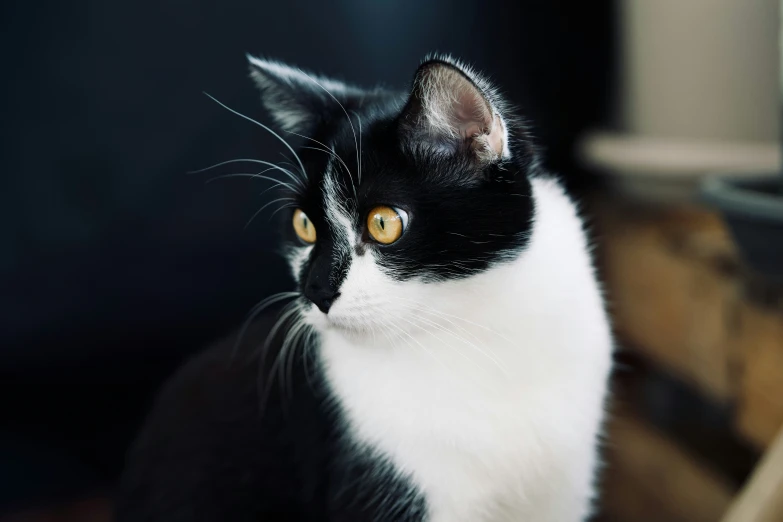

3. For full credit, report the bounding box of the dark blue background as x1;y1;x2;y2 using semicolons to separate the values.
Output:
0;0;614;513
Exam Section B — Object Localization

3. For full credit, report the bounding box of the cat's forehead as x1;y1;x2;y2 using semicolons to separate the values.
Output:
330;107;401;167
304;117;415;199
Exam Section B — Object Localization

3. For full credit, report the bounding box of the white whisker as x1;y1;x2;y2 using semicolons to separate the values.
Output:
397;314;479;367
286;131;352;180
245;197;296;229
230;291;299;362
202;92;308;182
391;318;449;371
257;301;302;414
195;158;303;190
206;172;299;194
302;145;357;200
390;295;516;345
269;202;297;220
351;109;363;186
291;72;360;187
383;296;510;370
407;312;508;375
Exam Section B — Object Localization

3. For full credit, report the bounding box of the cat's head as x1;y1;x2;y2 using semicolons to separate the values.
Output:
249;55;538;340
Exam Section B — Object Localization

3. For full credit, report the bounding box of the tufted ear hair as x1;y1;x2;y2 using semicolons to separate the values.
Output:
399;56;509;163
247;55;391;136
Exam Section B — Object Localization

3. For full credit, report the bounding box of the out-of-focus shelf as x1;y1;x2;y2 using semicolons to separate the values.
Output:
578;132;780;203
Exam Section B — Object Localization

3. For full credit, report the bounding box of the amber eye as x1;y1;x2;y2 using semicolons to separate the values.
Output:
367;206;407;245
292;209;316;243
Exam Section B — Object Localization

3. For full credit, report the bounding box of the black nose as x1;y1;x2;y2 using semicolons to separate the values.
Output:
305;285;340;314
302;239;344;314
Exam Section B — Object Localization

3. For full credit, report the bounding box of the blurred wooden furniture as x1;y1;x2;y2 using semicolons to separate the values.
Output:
591;191;783;521
594;194;783;443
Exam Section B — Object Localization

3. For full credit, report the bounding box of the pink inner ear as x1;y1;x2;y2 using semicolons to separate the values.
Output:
485;114;505;157
404;61;506;160
453;86;492;137
441;73;505;158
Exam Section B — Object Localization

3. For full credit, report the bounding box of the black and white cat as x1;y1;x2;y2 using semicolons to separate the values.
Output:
117;55;613;522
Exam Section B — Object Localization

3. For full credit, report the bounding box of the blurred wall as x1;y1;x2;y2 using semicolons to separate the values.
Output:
619;0;779;141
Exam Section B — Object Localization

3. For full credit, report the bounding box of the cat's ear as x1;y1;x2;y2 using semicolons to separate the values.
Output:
247;55;347;134
247;55;375;135
399;57;508;163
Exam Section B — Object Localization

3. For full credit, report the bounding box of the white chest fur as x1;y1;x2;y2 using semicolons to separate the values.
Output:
317;178;613;522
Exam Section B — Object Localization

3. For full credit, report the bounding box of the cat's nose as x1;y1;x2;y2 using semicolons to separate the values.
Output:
305;285;340;314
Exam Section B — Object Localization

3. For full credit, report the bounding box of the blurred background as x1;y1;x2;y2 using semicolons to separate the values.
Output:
1;0;782;520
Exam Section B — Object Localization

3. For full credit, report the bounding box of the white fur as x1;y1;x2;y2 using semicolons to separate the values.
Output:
293;176;613;521
322;161;356;261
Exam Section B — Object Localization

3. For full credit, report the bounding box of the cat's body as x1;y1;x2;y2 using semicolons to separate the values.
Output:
318;175;610;522
117;55;612;521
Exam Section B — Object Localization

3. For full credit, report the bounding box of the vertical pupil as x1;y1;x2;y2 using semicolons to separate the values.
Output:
379;216;385;230
302;217;308;229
